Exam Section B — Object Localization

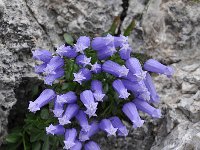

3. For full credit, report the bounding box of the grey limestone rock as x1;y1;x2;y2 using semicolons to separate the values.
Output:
1;0;200;149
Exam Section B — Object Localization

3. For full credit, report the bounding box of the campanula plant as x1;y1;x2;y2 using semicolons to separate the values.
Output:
27;32;174;150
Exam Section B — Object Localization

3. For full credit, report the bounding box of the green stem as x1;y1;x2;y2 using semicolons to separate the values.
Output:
22;134;26;150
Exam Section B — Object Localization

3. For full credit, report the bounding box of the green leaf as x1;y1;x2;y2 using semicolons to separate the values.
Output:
6;132;22;143
124;20;136;36
6;140;22;150
30;132;44;143
63;33;74;45
31;85;39;98
105;16;121;35
40;108;49;120
32;142;41;150
42;136;49;150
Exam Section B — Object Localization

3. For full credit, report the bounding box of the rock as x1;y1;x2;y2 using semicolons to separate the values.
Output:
151;121;200;150
25;0;122;46
178;91;200;123
1;0;200;149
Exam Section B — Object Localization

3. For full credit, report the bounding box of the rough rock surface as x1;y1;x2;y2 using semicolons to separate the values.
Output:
1;0;200;149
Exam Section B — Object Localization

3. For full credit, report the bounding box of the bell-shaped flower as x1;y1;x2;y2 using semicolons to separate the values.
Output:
122;102;144;128
97;46;117;60
91;80;105;102
44;68;64;85
56;45;77;58
114;35;129;47
133;98;161;118
32;49;52;63
73;68;91;85
121;79;150;101
46;124;65;135
137;89;151;102
63;128;77;150
53;99;64;117
70;140;82;150
28;89;55;113
144;73;160;103
99;119;118;136
91;34;114;51
90;62;101;74
144;59;174;77
76;54;91;67
109;116;129;137
112;79;130;99
56;91;77;104
76;110;91;132
35;63;47;74
84;141;101;150
125;58;147;82
102;60;129;77
74;36;90;54
79;121;99;142
121;79;146;94
58;104;79;125
80;90;98;118
119;43;132;60
43;56;64;75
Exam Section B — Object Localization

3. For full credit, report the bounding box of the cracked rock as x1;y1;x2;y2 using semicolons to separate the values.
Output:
178;91;200;123
1;0;200;149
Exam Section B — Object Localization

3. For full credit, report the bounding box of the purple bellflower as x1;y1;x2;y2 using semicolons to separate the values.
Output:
91;34;114;51
35;63;47;74
121;79;146;94
114;35;129;47
144;73;160;103
125;58;147;82
58;104;79;125
70;140;82;150
112;79;130;99
133;98;161;118
97;46;117;60
121;79;150;101
122;102;144;128
91;80;105;102
43;56;64;75
28;89;55;113
32;49;52;63
84;141;101;150
30;34;171;149
44;68;64;85
80;90;98;118
76;110;91;132
56;45;77;58
53;99;64;118
46;124;65;135
99;119;118;136
102;60;129;77
56;91;77;104
144;59;174;77
109;116;129;137
137;89;151;102
119;43;132;60
74;36;90;54
79;121;99;142
76;54;91;67
73;68;91;85
90;62;101;74
63;128;77;150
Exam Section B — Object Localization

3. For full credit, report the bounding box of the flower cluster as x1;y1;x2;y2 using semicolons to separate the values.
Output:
29;34;174;150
